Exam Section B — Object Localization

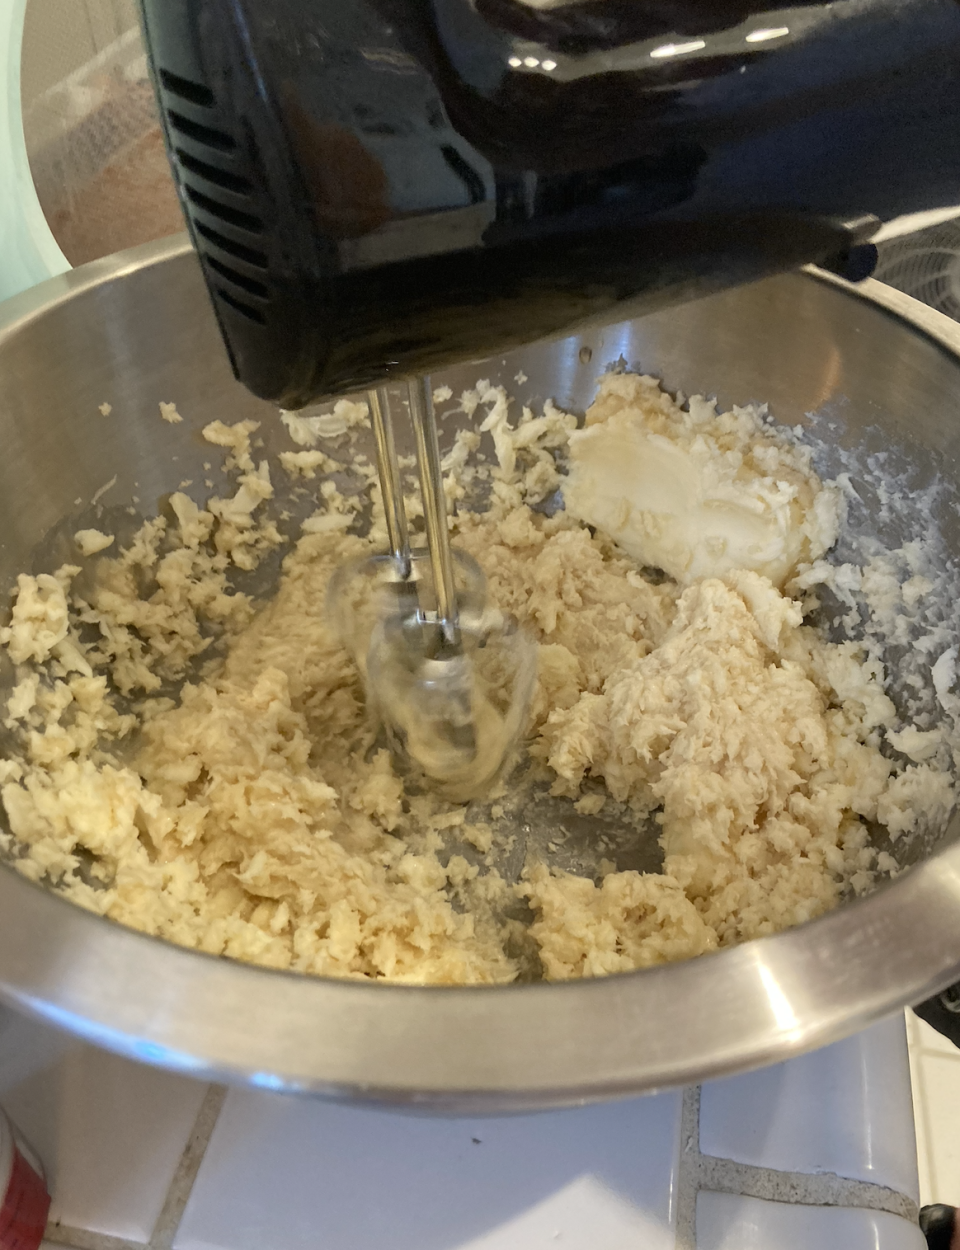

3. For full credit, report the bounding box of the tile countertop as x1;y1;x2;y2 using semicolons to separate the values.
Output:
0;1004;925;1250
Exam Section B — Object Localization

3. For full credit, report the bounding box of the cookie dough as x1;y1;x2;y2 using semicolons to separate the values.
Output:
0;373;952;984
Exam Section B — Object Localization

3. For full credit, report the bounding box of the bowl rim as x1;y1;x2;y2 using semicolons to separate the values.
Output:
1;234;960;1110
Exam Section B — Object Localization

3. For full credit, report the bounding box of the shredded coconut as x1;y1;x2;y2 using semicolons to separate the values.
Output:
74;529;115;557
280;399;369;446
0;372;954;985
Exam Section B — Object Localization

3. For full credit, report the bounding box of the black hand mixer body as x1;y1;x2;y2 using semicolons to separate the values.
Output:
138;0;960;410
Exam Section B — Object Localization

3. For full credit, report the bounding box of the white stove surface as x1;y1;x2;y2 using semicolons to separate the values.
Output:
0;1004;924;1250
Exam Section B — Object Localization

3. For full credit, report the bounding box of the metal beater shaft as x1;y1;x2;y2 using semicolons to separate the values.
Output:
407;376;460;650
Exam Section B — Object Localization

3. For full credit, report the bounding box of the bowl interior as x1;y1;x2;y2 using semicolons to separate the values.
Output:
1;241;959;1103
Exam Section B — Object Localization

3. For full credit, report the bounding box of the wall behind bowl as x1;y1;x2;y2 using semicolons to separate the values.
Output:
21;0;137;99
20;0;183;266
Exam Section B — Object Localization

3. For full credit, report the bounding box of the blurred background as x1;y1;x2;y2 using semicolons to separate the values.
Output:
20;0;180;266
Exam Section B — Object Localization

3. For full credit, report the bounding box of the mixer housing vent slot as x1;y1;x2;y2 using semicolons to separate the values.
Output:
193;222;268;270
175;149;253;196
166;109;236;153
183;185;264;234
203;254;269;300
143;0;319;404
215;286;267;324
157;68;270;323
158;68;216;109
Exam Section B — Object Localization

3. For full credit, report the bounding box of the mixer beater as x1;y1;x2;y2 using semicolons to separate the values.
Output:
327;377;535;799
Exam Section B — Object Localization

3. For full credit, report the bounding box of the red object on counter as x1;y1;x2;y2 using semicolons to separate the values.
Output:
0;1108;49;1250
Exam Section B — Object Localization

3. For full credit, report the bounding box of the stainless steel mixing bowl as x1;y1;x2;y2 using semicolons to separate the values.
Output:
1;234;960;1112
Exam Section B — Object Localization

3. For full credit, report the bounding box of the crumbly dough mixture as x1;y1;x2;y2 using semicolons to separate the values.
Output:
0;373;953;983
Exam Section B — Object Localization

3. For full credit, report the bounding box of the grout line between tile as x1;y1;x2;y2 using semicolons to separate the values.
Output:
674;1085;701;1250
675;1070;921;1247
696;1155;919;1223
147;1083;228;1250
43;1067;927;1250
42;1227;146;1250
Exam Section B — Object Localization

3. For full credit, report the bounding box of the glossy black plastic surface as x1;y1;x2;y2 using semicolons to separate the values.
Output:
138;0;960;406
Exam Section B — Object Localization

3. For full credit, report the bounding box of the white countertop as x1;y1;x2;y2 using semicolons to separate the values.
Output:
0;1003;925;1250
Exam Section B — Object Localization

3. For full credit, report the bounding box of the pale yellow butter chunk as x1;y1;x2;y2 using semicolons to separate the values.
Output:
562;372;841;588
279;399;369;446
1;573;71;663
169;492;214;548
5;675;39;730
524;862;717;978
74;529;115;556
279;450;342;479
202;419;260;472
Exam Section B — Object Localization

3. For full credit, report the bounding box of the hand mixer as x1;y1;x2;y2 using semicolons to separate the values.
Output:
136;0;960;791
326;377;535;797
